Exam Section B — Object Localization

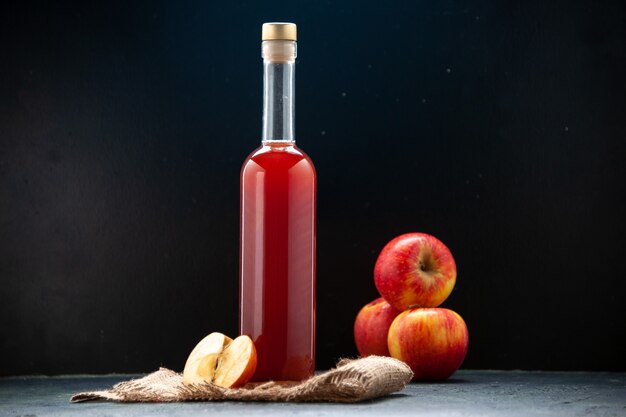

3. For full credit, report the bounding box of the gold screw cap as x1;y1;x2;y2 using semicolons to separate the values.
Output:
262;22;297;41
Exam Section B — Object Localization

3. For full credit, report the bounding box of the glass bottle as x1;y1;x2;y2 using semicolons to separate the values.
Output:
239;23;316;381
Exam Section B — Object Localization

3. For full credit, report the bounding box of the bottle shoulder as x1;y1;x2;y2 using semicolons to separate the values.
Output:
242;143;315;173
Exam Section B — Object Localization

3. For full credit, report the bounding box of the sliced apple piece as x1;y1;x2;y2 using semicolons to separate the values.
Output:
213;335;257;388
182;332;257;388
183;332;232;385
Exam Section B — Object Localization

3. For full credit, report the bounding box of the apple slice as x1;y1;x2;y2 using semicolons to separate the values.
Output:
183;332;233;385
182;332;257;388
213;335;257;388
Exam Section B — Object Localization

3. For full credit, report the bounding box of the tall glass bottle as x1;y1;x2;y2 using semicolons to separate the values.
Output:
239;23;316;381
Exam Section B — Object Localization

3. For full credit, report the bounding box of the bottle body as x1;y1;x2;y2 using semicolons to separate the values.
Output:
239;143;316;381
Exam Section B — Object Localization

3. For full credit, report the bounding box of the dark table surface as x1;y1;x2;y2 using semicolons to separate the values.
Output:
1;370;625;416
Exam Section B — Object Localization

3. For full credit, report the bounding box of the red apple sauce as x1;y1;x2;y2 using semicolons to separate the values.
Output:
239;142;316;381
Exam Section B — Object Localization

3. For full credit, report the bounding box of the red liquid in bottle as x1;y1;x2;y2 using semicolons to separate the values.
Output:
239;142;316;381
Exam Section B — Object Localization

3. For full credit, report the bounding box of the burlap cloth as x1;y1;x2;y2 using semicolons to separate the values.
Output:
71;355;412;403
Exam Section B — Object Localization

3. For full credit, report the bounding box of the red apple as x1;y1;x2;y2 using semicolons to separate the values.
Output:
388;308;468;381
374;232;456;310
354;297;401;356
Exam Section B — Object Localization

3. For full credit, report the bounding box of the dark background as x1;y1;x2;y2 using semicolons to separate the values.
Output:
1;0;625;376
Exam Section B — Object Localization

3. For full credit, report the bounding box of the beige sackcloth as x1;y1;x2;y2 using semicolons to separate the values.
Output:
71;355;412;403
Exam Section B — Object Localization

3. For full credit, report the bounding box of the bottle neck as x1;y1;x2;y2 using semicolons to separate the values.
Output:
262;40;296;144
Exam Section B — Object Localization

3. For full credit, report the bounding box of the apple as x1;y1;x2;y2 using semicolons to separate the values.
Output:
183;332;257;388
387;308;468;381
374;232;456;310
183;332;231;386
354;297;401;356
212;335;258;388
